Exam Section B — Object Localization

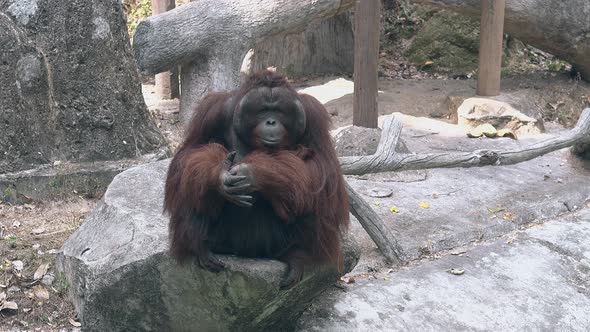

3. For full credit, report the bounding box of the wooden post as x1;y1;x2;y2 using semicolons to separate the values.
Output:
353;0;381;128
152;0;180;100
476;0;505;96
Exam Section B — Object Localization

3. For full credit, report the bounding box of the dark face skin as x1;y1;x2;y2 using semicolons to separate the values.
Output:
253;110;288;148
233;86;306;152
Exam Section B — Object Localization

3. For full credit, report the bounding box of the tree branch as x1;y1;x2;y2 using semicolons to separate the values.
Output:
133;0;356;75
345;181;405;265
341;109;590;175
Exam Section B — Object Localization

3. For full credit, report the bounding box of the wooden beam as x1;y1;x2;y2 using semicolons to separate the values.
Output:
353;0;381;128
151;0;179;99
476;0;505;96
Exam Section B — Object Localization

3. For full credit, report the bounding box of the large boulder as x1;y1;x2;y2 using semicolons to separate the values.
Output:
405;10;481;74
334;125;410;157
412;0;590;81
456;98;543;137
0;0;165;174
57;160;360;332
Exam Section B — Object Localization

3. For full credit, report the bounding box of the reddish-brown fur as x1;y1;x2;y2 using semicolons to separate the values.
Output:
164;70;349;282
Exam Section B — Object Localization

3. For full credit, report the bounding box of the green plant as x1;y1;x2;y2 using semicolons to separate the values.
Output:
284;64;296;78
54;272;71;295
123;0;152;38
547;60;567;72
2;186;17;202
7;234;18;248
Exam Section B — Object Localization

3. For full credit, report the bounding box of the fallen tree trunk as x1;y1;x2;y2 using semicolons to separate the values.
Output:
342;109;590;264
340;109;590;175
346;181;405;265
411;0;590;81
133;0;356;75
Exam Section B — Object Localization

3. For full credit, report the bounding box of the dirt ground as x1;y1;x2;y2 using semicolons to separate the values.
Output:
0;200;95;330
296;72;588;130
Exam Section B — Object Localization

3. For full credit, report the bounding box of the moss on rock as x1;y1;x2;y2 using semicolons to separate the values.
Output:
405;11;480;74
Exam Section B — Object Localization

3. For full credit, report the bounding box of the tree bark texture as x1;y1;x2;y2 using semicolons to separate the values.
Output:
133;0;356;123
133;0;356;75
152;0;180;100
476;0;505;96
340;109;590;175
0;0;166;173
252;12;354;77
353;0;381;128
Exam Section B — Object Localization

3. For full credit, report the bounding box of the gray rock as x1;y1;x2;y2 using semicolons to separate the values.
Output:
41;273;55;286
7;286;21;294
296;211;590;331
456;98;543;137
334;125;409;157
413;0;590;81
0;0;165;174
57;160;359;332
335;126;381;157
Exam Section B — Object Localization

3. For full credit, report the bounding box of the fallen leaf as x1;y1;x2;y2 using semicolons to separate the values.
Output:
467;123;497;138
497;129;517;139
450;249;467;256
33;263;49;281
384;277;391;281
424;60;434;66
487;207;506;213
11;260;23;273
418;201;430;209
467;129;483;138
447;267;465;275
503;212;515;221
341;276;355;284
0;301;18;312
7;286;20;294
547;101;565;110
366;189;393;198
69;318;82;327
389;206;400;213
32;227;46;235
33;285;49;301
479;124;497;138
374;202;381;206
